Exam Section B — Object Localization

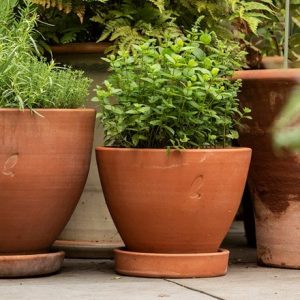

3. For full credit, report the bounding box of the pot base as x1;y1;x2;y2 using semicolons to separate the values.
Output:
0;251;65;278
114;248;229;278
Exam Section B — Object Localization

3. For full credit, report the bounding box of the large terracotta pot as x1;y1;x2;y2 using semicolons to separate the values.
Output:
235;69;300;269
51;43;123;258
0;108;95;276
96;147;251;277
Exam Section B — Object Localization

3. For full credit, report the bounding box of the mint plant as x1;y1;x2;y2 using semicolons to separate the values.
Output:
94;23;251;149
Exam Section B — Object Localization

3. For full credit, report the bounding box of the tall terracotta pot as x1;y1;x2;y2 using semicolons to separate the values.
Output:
51;43;123;258
235;69;300;269
0;108;95;277
96;147;251;278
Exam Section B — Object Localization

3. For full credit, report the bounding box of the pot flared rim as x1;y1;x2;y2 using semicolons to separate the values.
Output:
233;68;300;81
95;146;252;153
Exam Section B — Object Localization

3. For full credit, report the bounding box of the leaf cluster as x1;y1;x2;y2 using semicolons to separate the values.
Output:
94;26;251;149
273;85;300;151
31;0;276;65
92;0;181;53
246;0;300;64
0;0;91;110
35;7;102;53
30;0;107;22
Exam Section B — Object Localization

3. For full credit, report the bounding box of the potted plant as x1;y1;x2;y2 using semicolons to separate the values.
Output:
234;0;300;269
30;0;273;257
93;21;252;278
0;0;95;277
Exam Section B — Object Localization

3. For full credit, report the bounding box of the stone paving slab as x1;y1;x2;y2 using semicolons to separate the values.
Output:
0;259;211;300
0;222;299;300
171;263;300;300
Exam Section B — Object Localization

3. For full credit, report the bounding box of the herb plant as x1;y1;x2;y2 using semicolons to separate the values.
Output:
94;23;250;149
0;0;91;110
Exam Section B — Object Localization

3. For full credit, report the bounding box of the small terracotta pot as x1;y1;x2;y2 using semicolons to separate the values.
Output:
0;109;95;254
96;147;251;254
234;69;300;269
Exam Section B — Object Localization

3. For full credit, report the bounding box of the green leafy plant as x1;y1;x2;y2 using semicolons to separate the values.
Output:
247;0;300;65
272;0;300;151
0;0;91;110
94;23;250;149
31;0;275;62
273;86;300;151
90;0;275;54
92;0;181;53
166;0;274;36
35;7;102;53
31;0;108;22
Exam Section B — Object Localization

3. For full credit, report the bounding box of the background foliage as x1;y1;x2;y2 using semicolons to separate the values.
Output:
273;86;300;151
30;0;277;63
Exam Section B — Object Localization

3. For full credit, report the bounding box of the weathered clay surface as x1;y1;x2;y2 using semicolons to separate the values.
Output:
235;69;300;268
96;148;251;254
0;109;95;254
0;251;65;278
255;199;300;268
235;69;300;215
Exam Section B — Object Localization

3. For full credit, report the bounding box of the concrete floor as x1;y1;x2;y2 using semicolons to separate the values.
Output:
1;222;299;300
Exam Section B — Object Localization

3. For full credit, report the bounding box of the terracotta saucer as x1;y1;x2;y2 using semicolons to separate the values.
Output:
0;251;65;278
52;240;124;258
114;248;229;278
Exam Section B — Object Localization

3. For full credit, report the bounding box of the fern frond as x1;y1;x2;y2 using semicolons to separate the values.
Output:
31;0;107;22
148;0;165;12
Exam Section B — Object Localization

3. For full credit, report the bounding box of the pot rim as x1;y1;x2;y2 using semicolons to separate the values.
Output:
50;42;110;54
95;146;251;153
233;68;300;81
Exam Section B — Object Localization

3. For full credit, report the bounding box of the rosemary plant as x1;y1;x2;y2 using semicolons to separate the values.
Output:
0;0;91;110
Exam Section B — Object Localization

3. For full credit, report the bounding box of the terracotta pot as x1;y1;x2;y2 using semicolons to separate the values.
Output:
50;43;123;258
234;69;300;269
96;147;251;277
50;42;110;54
261;56;284;69
0;109;95;254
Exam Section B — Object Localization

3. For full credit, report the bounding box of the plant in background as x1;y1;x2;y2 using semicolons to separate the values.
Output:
94;22;251;149
273;86;300;151
0;0;91;110
289;0;300;61
30;0;276;60
248;0;285;59
92;0;181;53
247;0;300;65
35;8;101;52
167;0;274;37
91;0;276;54
272;0;300;151
31;0;108;22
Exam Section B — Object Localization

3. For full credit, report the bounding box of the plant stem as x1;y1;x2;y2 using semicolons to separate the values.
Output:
284;0;290;69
